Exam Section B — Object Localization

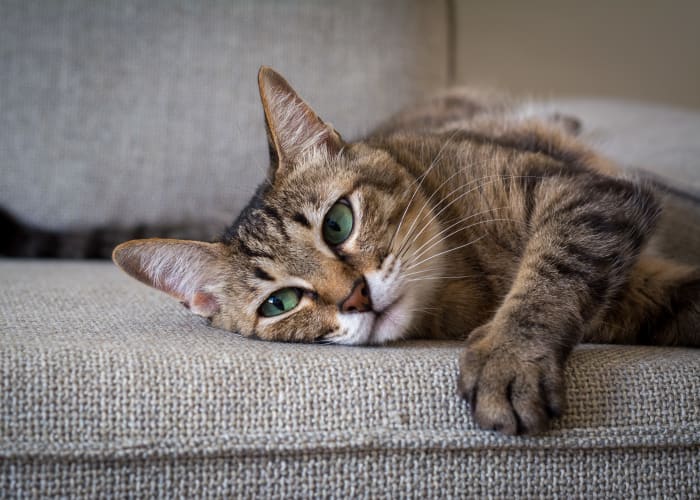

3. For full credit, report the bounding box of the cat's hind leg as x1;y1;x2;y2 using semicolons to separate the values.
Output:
588;255;700;347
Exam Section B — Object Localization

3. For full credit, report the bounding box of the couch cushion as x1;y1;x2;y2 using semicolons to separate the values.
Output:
1;260;698;497
547;98;700;190
0;0;449;230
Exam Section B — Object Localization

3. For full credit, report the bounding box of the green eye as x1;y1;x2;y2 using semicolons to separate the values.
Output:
259;288;302;317
323;200;354;246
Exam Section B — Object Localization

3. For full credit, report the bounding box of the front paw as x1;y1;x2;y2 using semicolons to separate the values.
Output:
457;324;565;435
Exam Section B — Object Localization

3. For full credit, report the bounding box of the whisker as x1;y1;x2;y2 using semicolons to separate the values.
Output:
394;157;489;257
402;264;446;278
398;174;546;260
398;175;504;258
407;217;520;266
406;206;508;261
406;275;475;282
396;173;503;260
388;130;461;251
405;234;487;271
394;164;470;255
392;139;497;255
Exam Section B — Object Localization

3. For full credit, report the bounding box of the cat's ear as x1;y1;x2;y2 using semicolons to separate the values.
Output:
112;239;227;317
258;66;344;175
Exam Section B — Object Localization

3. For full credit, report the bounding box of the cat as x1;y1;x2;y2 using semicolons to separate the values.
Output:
5;67;700;436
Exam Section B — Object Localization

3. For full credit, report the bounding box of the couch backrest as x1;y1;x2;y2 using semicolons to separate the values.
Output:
0;0;449;229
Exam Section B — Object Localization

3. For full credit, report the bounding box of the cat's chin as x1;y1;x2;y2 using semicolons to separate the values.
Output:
367;295;412;345
334;295;413;346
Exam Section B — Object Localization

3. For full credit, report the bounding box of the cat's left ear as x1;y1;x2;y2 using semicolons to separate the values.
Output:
258;66;344;176
112;239;228;318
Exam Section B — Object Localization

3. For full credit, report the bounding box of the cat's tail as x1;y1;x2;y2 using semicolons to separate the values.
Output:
0;206;223;259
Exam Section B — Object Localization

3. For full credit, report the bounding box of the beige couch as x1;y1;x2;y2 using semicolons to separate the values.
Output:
2;1;699;497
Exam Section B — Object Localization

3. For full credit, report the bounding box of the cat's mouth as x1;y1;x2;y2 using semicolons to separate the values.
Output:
368;295;408;344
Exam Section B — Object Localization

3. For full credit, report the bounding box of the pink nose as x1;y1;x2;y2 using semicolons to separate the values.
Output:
340;278;372;313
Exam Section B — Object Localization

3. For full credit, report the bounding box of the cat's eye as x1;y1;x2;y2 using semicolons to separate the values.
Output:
259;287;302;317
323;199;354;246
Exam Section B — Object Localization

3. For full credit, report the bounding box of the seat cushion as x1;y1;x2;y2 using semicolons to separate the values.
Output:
2;260;698;497
547;98;700;190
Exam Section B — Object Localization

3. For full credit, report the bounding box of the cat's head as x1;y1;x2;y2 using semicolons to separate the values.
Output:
113;67;447;345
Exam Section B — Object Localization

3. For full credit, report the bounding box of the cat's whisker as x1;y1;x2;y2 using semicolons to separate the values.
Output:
404;234;487;271
389;130;461;251
392;150;462;258
394;163;470;254
406;206;509;261
402;262;457;279
393;140;501;253
397;174;545;260
395;172;507;259
397;175;506;259
403;270;441;279
394;158;488;257
406;217;520;266
406;275;475;282
402;263;446;278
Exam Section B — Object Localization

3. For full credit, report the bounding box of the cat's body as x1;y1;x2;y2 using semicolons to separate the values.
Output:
5;67;699;435
367;95;699;347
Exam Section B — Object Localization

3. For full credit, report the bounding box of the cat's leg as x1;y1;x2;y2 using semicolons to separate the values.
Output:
587;255;700;347
457;174;661;435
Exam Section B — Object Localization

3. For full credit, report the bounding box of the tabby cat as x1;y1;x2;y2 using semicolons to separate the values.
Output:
11;67;700;435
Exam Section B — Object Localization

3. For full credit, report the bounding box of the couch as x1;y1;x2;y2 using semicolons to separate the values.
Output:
2;1;699;497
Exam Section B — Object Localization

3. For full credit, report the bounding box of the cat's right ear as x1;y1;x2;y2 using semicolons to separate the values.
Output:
258;66;344;177
112;239;227;317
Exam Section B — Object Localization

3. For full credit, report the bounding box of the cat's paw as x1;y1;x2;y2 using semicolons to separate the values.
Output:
457;323;565;435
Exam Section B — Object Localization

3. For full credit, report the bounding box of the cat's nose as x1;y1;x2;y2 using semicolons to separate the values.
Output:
340;277;373;313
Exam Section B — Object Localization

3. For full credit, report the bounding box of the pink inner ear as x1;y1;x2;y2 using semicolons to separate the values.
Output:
190;291;220;317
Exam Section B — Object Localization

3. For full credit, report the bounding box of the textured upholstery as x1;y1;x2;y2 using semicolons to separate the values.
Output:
2;262;699;497
0;0;448;229
2;1;700;497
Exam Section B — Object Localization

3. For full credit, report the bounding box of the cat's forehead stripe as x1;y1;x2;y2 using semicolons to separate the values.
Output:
232;205;291;257
260;203;289;241
254;267;275;281
238;240;274;260
351;176;398;194
292;212;311;228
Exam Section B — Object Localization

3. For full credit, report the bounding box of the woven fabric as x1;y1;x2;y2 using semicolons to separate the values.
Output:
2;261;699;497
0;0;448;230
4;449;697;498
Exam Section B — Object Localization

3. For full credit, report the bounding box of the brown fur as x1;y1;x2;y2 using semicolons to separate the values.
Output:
112;67;700;436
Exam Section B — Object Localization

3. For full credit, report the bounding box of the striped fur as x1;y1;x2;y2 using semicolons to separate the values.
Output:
25;67;700;435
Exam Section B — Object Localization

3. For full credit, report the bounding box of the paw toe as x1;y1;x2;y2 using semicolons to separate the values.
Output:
459;346;565;436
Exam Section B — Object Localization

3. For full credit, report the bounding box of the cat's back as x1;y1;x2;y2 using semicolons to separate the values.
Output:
369;87;516;138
